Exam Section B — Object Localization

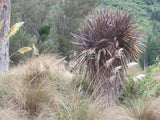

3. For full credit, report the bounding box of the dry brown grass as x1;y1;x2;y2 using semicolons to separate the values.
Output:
129;98;160;120
0;55;159;120
0;107;27;120
127;62;143;76
84;95;160;120
0;55;72;120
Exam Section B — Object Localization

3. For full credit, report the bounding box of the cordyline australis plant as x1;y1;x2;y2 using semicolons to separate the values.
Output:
72;9;144;107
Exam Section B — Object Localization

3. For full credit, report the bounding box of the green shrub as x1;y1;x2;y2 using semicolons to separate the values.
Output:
144;0;154;5
152;8;160;22
39;25;50;37
120;73;160;106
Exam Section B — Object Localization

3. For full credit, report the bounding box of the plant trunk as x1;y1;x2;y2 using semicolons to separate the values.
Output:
0;0;11;73
94;67;126;109
93;55;127;109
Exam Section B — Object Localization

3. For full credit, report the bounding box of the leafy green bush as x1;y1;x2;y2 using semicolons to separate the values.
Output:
152;8;160;22
38;25;51;43
39;25;50;37
144;0;154;5
120;66;160;106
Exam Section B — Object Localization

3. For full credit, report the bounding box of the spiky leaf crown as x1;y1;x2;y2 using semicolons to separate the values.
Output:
72;9;144;81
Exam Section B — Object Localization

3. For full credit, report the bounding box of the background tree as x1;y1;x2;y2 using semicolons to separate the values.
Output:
0;0;11;72
10;0;100;64
152;8;160;22
54;0;100;59
140;21;160;68
10;0;58;64
10;0;160;67
11;0;56;37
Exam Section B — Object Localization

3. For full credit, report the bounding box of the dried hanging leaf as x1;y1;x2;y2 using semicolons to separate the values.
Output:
0;20;4;30
5;22;24;39
32;44;39;56
17;47;32;54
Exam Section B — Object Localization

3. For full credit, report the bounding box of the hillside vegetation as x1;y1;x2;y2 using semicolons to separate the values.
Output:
0;0;160;120
102;0;159;29
102;0;160;67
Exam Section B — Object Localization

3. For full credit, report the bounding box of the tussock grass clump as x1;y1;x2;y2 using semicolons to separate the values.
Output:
129;98;160;120
0;54;159;120
0;55;73;119
56;96;160;120
0;107;27;120
92;97;160;120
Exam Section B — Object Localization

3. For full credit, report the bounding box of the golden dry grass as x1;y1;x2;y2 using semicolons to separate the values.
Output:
90;97;160;120
127;62;143;76
129;98;160;120
0;55;159;120
0;55;72;120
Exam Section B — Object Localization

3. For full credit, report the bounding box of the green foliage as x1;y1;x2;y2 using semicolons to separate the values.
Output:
145;35;159;66
10;0;59;59
144;0;154;5
101;0;155;39
11;0;100;61
39;25;50;38
121;75;160;105
152;8;160;22
121;65;160;106
54;0;99;59
38;25;51;44
140;21;160;67
37;40;56;54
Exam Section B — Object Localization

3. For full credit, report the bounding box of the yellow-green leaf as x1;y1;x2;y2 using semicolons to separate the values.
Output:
5;22;24;39
17;47;32;54
0;20;4;30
